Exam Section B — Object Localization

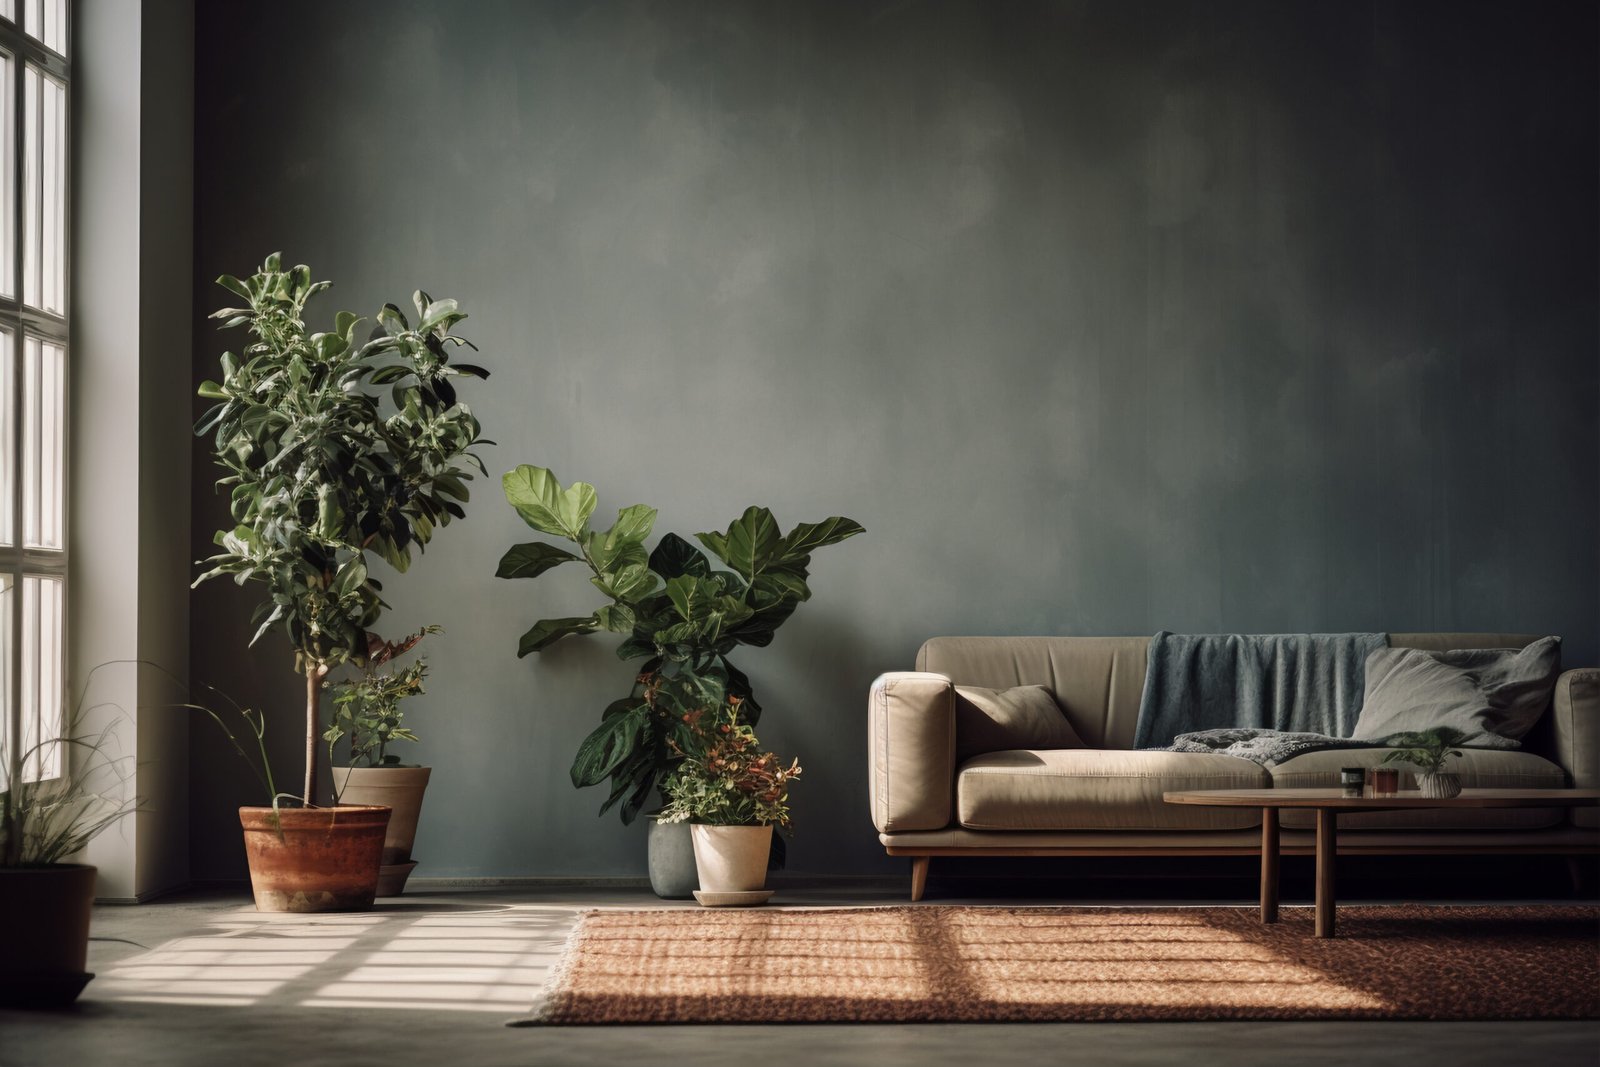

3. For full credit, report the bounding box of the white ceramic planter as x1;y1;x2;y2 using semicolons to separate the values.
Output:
1417;772;1462;799
690;824;773;893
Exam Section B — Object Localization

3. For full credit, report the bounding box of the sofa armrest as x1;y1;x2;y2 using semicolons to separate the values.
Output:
868;672;956;833
1552;668;1600;828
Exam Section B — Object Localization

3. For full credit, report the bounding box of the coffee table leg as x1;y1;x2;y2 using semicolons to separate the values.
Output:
1260;807;1279;923
1315;807;1337;938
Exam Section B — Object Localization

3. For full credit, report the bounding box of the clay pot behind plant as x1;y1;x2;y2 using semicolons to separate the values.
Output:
0;863;97;1007
332;766;430;896
691;824;773;893
239;805;390;912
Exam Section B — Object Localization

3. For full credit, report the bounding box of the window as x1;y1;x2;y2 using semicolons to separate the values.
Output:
0;0;66;788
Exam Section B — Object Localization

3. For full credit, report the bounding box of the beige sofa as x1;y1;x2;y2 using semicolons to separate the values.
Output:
869;633;1599;900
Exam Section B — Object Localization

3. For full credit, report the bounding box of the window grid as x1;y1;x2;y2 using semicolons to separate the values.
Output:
0;2;66;789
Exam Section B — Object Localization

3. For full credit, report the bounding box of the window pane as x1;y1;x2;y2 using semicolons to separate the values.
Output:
0;573;10;791
20;574;61;782
25;0;63;54
0;330;13;546
24;64;64;315
22;337;62;549
0;51;11;298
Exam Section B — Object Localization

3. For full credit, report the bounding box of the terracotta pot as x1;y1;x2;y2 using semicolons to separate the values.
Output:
239;805;390;913
0;863;97;1007
690;824;773;893
331;766;431;896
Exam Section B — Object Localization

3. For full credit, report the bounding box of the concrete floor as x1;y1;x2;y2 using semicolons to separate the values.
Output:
1;883;1596;1067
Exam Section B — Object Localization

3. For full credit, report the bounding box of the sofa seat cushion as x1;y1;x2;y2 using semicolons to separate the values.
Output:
1270;748;1567;830
956;750;1269;831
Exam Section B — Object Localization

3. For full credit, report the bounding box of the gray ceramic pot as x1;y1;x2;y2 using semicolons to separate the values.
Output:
647;818;698;899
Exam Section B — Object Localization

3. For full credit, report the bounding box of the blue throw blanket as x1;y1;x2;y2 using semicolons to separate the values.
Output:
1133;631;1387;749
1165;727;1380;767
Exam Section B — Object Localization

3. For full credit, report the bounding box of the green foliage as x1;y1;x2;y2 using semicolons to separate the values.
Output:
325;626;441;768
192;254;490;804
1;660;137;868
497;464;862;824
1;724;134;868
1380;726;1474;773
658;699;801;828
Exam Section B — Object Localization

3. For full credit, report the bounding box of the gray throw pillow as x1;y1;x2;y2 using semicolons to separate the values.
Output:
1351;636;1561;746
954;684;1086;761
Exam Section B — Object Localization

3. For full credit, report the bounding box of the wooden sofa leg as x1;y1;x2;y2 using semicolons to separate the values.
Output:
911;856;930;902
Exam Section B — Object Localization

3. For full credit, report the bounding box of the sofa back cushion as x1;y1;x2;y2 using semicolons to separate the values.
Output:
954;685;1086;761
919;637;1149;749
1352;637;1561;747
918;633;1549;751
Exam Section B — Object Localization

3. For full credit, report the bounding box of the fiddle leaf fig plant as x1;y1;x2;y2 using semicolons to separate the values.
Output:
498;464;862;823
193;254;490;807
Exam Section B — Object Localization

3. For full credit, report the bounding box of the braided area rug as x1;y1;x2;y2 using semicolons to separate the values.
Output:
527;904;1599;1024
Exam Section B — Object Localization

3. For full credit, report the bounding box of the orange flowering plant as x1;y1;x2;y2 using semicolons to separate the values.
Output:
657;696;802;829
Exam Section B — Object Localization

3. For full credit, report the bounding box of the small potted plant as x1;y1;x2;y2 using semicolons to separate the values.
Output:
496;464;859;896
1381;726;1473;798
194;254;489;912
658;696;801;902
326;626;441;896
0;665;134;1007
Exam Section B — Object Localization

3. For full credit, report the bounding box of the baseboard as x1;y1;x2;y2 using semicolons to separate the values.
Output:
405;875;653;889
95;879;195;905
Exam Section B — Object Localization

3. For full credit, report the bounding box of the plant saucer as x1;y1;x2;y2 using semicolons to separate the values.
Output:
692;889;774;907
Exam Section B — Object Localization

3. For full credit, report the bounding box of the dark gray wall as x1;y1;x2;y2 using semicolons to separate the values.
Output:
189;0;1599;880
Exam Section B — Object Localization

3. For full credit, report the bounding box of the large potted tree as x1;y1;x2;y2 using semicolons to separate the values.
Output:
194;254;489;912
496;465;860;896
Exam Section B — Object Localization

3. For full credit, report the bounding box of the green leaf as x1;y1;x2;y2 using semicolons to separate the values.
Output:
698;506;780;581
197;380;227;400
648;533;709;579
592;563;656;602
332;557;368;597
496;541;580;580
664;575;713;622
750;569;810;607
610;504;657;546
217;273;252;301
378;303;409;336
502;466;567;537
570;701;650;787
419;298;461;333
595;603;636;633
779;516;865;562
556;481;598;538
517;615;600;656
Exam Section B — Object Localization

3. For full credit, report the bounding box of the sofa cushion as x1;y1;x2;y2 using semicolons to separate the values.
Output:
1351;638;1561;747
957;750;1268;831
1269;748;1567;830
954;685;1085;761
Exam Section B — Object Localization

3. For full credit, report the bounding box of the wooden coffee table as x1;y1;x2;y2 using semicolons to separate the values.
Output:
1163;787;1600;938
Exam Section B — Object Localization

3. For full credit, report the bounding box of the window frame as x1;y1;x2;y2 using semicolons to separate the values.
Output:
0;1;68;786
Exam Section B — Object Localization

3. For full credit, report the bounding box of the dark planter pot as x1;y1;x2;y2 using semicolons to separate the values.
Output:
239;805;391;913
0;863;97;1008
647;818;697;899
